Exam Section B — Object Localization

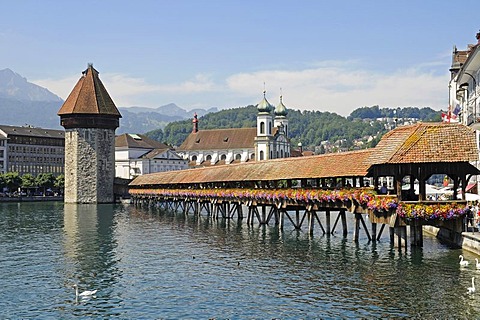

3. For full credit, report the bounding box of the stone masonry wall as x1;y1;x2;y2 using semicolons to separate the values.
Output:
64;128;115;203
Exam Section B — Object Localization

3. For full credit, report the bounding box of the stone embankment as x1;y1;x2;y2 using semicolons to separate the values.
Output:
424;226;480;255
0;196;63;202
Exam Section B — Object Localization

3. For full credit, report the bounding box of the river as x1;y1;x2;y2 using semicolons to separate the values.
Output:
0;201;479;319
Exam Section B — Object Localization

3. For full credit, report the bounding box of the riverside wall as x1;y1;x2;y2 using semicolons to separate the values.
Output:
424;225;480;255
0;196;63;203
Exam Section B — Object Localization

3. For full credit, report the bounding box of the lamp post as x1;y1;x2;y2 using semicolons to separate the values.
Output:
462;72;477;125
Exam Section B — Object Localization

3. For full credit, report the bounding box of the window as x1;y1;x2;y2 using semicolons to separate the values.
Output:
260;122;265;134
260;151;264;160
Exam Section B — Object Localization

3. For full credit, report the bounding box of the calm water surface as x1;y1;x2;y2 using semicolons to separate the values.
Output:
1;201;480;319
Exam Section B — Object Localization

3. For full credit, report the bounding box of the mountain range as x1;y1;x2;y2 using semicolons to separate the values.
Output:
0;68;217;134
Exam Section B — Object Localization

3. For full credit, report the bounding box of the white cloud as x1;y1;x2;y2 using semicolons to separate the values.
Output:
34;62;449;116
34;73;217;106
226;65;448;115
34;75;81;100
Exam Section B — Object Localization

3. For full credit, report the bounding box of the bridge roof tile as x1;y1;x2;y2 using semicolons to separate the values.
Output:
130;122;478;187
371;122;478;164
130;149;374;186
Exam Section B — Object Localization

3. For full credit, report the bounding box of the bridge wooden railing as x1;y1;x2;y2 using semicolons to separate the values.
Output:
129;187;468;223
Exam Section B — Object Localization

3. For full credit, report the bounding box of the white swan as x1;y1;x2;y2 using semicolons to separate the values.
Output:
459;255;469;267
476;258;480;270
468;277;476;294
73;284;97;298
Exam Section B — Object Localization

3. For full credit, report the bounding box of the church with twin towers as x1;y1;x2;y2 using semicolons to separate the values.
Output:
176;90;292;166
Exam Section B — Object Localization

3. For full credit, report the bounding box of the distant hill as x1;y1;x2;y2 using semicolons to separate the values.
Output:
117;103;218;134
0;68;63;102
145;105;443;152
0;68;217;133
0;68;64;128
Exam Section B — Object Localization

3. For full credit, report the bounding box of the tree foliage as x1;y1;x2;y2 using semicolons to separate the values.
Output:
21;173;36;189
144;105;441;150
349;105;441;121
3;172;21;191
55;174;65;190
35;173;56;193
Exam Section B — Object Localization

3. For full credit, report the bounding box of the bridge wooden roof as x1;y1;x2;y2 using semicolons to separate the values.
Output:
370;122;478;164
130;149;374;186
130;122;479;187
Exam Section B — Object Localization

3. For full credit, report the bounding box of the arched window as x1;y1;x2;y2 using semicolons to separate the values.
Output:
260;151;264;160
191;155;197;162
206;155;212;161
235;154;241;160
220;154;226;160
281;149;284;158
268;121;272;135
250;153;255;159
260;122;265;134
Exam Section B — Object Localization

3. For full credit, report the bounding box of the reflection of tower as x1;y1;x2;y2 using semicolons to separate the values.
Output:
63;204;119;286
58;64;122;203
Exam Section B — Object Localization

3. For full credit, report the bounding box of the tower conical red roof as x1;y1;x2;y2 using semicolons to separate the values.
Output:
58;64;121;117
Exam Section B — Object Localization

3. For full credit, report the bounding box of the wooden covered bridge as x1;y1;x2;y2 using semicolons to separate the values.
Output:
129;123;479;248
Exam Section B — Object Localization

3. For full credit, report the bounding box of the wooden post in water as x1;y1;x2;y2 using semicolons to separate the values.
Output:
279;209;285;230
340;209;348;237
295;208;301;229
371;223;377;242
261;205;267;225
308;210;315;235
353;213;361;242
410;222;423;247
326;209;331;235
236;203;243;220
247;205;253;225
393;226;407;249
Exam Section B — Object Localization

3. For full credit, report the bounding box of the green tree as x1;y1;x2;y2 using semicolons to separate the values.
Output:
0;173;5;192
35;173;55;195
21;173;36;195
4;172;21;193
54;174;65;194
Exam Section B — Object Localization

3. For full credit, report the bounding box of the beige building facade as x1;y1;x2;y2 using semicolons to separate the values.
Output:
0;125;65;176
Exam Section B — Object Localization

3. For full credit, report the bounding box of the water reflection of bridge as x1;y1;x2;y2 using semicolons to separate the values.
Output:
129;123;479;249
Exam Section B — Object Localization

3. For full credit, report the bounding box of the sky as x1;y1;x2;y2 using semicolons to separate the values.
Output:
2;0;480;116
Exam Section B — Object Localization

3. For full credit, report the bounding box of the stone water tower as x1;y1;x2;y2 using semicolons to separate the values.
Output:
58;64;122;203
